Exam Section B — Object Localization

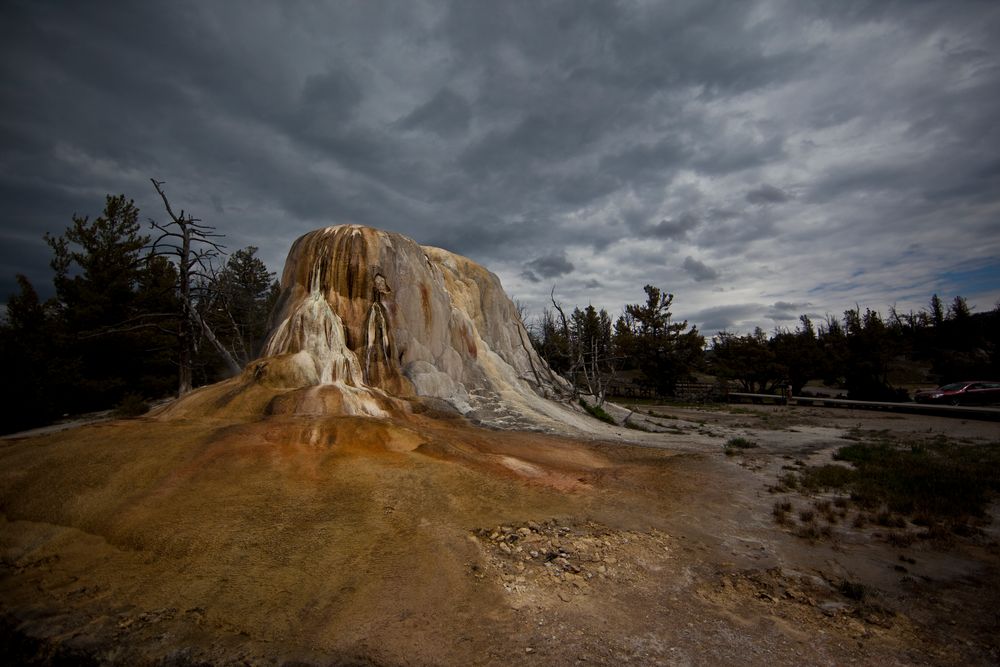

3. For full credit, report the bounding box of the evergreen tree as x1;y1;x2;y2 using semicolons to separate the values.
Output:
616;285;704;395
208;246;280;367
534;307;570;374
43;195;152;410
770;315;822;395
929;294;945;327
569;304;616;404
711;328;781;393
948;295;971;321
0;275;59;432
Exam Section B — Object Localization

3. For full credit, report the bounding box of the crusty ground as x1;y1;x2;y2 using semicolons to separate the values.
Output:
1;403;997;665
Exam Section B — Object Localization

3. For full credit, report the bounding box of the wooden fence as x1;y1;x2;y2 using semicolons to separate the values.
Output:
606;380;727;402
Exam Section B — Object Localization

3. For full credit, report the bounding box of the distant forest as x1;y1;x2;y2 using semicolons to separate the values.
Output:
2;190;998;434
528;288;1000;405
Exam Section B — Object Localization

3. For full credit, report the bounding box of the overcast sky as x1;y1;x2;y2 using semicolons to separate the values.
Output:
2;1;998;335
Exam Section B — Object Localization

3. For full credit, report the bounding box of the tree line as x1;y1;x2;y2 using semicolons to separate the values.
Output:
709;296;999;401
529;288;1000;405
0;183;278;434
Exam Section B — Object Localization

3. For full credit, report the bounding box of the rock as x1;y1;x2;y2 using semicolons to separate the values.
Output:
819;601;849;616
159;225;579;428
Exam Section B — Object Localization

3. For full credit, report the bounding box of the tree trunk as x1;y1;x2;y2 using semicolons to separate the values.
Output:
151;178;243;388
178;318;193;396
188;302;243;376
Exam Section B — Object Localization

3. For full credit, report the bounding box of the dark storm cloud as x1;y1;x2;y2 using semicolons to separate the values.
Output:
766;301;812;320
599;138;690;185
301;69;364;117
746;185;789;205
648;213;701;240
399;89;472;136
682;256;719;283
2;1;999;331
522;252;574;283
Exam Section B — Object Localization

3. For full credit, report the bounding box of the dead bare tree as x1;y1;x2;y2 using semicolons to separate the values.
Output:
548;289;581;399
549;288;619;407
149;178;241;395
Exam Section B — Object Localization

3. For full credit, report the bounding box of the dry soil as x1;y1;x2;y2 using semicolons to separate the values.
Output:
1;403;998;666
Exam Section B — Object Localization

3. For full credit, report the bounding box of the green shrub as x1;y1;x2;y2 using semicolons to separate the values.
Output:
723;436;758;452
579;399;616;424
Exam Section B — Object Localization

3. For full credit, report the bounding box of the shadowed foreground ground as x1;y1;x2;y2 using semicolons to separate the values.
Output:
1;405;998;665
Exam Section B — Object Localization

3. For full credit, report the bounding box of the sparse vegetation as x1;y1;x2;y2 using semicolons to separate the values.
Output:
832;437;1000;519
797;464;854;490
774;433;1000;541
772;472;800;492
813;499;842;524
793;522;831;541
724;436;759;456
839;580;868;601
772;500;793;524
887;531;915;547
579;399;616;424
725;436;758;449
623;418;650;432
875;511;905;528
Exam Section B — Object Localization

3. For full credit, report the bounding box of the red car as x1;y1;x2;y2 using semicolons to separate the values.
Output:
914;381;1000;406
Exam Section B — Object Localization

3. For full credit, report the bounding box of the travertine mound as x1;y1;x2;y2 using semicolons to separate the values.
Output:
162;225;577;428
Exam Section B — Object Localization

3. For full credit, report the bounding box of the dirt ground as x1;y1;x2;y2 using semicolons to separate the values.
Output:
1;402;998;666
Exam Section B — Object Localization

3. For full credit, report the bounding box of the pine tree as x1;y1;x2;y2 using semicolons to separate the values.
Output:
616;285;704;396
44;195;152;410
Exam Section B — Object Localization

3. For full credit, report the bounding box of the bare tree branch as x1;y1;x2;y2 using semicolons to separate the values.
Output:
149;178;242;394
